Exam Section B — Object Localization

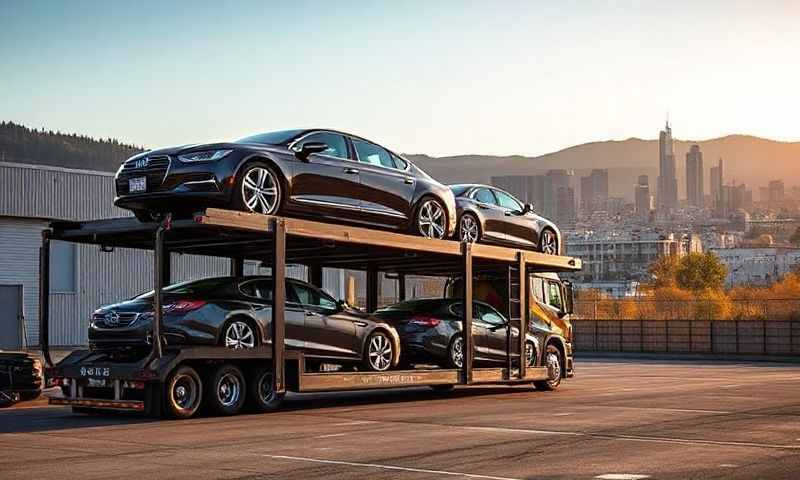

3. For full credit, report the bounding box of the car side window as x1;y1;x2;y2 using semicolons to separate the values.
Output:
297;132;349;159
353;139;396;169
547;281;563;310
480;305;506;326
391;153;408;170
239;279;274;301
474;188;497;205
494;190;523;211
290;282;338;311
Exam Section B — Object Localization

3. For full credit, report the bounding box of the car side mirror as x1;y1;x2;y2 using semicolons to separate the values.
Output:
293;141;329;161
522;203;534;214
336;299;349;311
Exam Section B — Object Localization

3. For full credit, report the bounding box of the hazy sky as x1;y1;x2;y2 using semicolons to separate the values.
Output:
2;0;798;157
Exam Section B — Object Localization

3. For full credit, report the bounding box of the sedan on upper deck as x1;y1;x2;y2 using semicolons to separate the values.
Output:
450;184;562;254
114;129;456;239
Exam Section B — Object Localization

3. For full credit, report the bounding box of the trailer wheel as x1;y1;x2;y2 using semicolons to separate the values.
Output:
166;365;203;419
429;384;454;392
363;330;394;372
246;366;284;412
534;345;562;391
205;364;246;416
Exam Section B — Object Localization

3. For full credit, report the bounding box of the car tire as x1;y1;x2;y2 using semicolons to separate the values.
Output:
222;318;258;350
534;345;563;391
539;228;558;255
525;341;537;368
165;365;203;419
232;162;282;216
205;364;246;416
446;335;464;369
458;213;481;243
363;330;395;372
246;365;285;413
414;197;448;239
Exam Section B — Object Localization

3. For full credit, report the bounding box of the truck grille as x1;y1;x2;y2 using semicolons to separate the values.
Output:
115;155;171;194
92;312;141;328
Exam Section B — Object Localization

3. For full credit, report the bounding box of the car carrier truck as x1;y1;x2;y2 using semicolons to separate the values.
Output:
42;209;581;418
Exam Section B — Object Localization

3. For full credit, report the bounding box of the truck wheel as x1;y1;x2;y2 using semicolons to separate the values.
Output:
166;365;203;419
246;366;285;412
534;345;562;391
205;364;246;416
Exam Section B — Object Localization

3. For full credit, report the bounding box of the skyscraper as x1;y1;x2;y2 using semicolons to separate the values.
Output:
546;169;576;226
635;174;651;221
657;121;678;211
711;157;724;216
580;169;609;213
685;144;704;207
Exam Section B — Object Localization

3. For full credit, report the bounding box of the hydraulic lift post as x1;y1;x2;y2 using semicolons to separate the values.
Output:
271;218;286;394
461;242;473;384
39;231;53;368
230;257;244;277
152;222;166;361
517;252;527;379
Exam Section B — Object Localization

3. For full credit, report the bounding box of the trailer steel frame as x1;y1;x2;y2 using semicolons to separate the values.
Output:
42;209;581;413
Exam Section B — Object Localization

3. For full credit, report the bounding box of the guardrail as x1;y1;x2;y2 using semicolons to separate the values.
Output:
573;319;800;355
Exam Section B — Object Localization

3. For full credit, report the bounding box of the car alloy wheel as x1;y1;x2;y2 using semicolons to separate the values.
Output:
224;321;255;349
525;341;536;367
366;332;393;371
450;336;464;368
540;229;558;255
459;214;480;243
417;199;446;239
242;166;280;215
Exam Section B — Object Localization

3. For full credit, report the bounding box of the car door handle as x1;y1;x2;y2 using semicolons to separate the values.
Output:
353;320;368;327
477;203;489;209
304;310;316;316
504;211;513;216
403;177;414;184
344;168;359;174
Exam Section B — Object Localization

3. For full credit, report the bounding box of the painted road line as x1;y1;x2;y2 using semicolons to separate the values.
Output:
595;475;650;480
263;454;523;480
314;433;348;439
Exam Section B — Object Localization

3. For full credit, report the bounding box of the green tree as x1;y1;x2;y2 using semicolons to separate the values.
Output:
675;252;728;292
648;255;680;288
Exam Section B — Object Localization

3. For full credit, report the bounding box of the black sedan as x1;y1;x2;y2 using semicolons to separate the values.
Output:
450;184;562;254
373;298;539;369
89;276;401;372
114;129;456;239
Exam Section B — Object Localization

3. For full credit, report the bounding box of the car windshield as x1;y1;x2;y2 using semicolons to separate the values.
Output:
449;185;471;197
134;277;232;299
235;129;305;145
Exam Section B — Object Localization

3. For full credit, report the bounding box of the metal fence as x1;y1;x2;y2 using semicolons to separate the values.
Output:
573;319;800;355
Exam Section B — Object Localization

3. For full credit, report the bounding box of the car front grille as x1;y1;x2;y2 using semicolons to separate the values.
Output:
92;312;141;328
116;155;171;194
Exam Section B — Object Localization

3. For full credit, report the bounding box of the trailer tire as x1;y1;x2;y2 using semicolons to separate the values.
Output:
429;384;455;392
534;345;562;391
166;365;203;419
205;364;246;416
246;366;284;413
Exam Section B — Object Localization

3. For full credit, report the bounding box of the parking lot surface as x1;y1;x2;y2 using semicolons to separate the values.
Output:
1;358;799;480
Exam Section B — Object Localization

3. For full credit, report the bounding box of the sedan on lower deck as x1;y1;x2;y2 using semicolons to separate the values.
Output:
449;184;562;254
89;276;401;372
373;298;539;369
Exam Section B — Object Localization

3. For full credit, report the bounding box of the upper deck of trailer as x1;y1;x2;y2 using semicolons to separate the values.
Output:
48;208;582;276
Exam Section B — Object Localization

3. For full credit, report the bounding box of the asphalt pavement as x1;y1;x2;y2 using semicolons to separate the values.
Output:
1;358;799;480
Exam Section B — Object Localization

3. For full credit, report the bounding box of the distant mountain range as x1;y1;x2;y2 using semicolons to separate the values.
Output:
2;121;797;202
406;135;800;201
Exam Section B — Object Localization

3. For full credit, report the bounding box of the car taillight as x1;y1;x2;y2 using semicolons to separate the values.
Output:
409;315;441;327
162;300;206;314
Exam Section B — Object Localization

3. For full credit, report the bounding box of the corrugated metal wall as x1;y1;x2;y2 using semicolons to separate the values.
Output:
0;162;129;221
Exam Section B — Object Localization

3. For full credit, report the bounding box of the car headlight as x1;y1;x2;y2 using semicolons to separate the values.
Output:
177;149;233;163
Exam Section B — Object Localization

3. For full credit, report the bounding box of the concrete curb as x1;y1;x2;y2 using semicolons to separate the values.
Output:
576;351;800;364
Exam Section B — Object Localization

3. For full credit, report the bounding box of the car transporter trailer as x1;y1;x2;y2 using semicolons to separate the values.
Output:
41;208;582;418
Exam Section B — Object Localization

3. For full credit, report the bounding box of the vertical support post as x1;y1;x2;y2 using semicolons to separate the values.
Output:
366;266;379;313
309;264;323;288
230;257;244;277
271;218;286;394
461;242;473;384
152;223;167;361
506;266;513;375
162;248;171;286
397;273;407;302
640;318;645;353
517;253;527;379
39;231;53;367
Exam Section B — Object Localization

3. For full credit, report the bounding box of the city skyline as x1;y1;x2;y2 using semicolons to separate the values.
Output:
2;1;800;157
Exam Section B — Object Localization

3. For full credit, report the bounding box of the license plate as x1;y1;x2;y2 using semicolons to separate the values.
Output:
87;378;108;388
129;177;147;193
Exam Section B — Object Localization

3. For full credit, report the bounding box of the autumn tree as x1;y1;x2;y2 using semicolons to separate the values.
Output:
675;252;727;292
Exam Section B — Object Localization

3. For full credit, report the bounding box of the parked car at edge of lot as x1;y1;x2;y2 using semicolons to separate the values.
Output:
88;276;401;372
114;129;456;239
449;184;562;254
372;298;540;370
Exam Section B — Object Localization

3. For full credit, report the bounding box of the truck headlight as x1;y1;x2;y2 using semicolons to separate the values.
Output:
178;150;232;163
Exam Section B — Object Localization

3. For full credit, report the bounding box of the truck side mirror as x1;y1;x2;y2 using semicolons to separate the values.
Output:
563;281;574;315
